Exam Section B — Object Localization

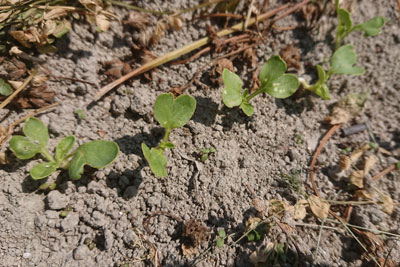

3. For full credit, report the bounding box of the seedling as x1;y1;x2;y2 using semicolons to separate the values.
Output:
9;117;119;180
198;147;216;162
142;93;196;177
222;55;299;116
335;0;385;49
298;44;365;100
216;229;226;248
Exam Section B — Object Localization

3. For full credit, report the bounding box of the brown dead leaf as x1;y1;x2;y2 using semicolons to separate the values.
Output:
308;195;330;219
363;154;376;174
252;197;267;214
377;257;397;267
249;242;274;266
245;217;262;231
0;10;11;23
357;230;384;254
326;93;369;125
380;193;394;214
211;58;233;84
354;189;374;200
181;219;209;257
9;31;32;48
292;199;308;220
300;1;322;27
96;13;110;32
149;20;169;46
123;12;150;31
279;44;301;70
43;7;68;20
8;80;22;90
268;199;288;216
0;152;10;164
350;170;365;188
168;15;183;31
243;47;257;68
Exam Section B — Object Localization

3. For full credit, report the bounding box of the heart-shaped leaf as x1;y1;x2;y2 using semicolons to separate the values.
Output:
23;117;49;147
154;93;197;129
0;78;12;96
30;162;58;180
259;55;286;86
329;45;365;75
263;74;299;98
68;140;119;180
142;143;167;177
9;135;41;159
353;16;385;37
55;136;75;162
222;68;243;108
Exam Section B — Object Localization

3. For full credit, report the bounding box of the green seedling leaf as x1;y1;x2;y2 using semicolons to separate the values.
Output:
23;117;49;147
30;162;58;180
77;140;119;168
259;55;286;85
353;16;385;37
222;68;243;108
240;99;254;116
314;84;331;100
154;93;197;129
259;56;299;98
264;74;299;99
216;229;226;248
76;109;86;120
55;136;75;162
329;45;365;75
142;143;167;177
0;78;12;96
9;135;41;159
68;140;119;180
336;8;352;39
68;150;85;180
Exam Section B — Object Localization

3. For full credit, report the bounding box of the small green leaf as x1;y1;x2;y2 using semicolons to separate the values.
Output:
67;140;119;180
30;162;58;180
329;45;365;75
76;109;86;120
55;136;75;162
396;162;400;170
259;55;286;86
222;68;243;108
68;150;85;180
77;140;119;168
336;8;352;39
0;78;12;96
353;16;385;37
314;84;331;100
154;93;197;129
216;238;224;248
9;136;41;159
23;117;49;147
142;143;167;177
240;100;254;116
218;229;226;238
264;74;299;98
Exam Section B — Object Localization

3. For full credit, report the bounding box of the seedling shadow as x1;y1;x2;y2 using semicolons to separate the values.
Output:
191;96;218;126
220;106;254;130
115;127;164;156
274;95;314;116
105;166;143;199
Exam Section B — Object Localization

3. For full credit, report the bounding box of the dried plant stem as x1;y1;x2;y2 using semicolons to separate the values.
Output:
372;164;396;182
309;124;341;196
93;1;311;102
0;68;38;110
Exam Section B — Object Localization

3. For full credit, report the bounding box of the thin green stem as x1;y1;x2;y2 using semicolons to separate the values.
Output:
158;128;172;149
246;88;264;102
40;147;55;162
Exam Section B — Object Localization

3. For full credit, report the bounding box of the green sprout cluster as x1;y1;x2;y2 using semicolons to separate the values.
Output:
222;3;385;115
10;117;119;180
141;93;196;177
